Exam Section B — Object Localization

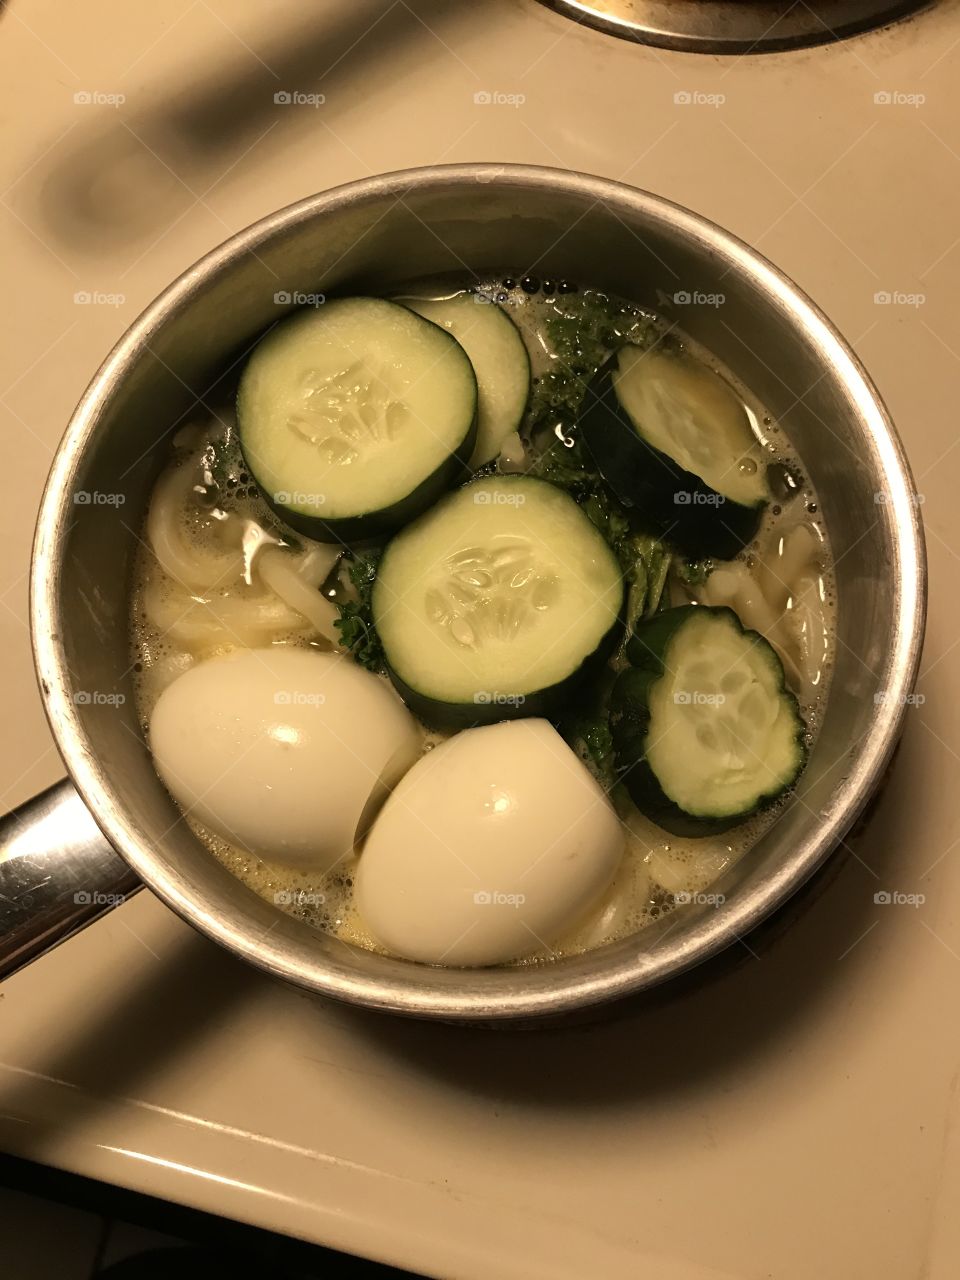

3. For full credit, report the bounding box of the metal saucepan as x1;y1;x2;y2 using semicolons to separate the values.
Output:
0;164;926;1020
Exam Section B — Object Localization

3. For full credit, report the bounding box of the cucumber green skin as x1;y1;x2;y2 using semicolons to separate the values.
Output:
579;365;765;561
473;304;532;462
236;306;478;547
398;297;533;470
247;430;476;547
383;618;621;732
611;605;807;837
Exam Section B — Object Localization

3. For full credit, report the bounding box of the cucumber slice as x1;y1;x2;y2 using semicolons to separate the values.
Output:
237;297;477;543
611;605;806;835
400;294;531;469
373;475;623;729
581;346;767;560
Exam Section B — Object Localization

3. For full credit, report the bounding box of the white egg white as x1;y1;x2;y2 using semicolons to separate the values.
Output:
149;647;421;870
355;719;625;966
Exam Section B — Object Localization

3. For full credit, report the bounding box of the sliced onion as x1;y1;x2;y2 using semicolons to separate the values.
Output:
255;547;342;649
290;543;342;588
142;577;308;656
146;461;244;591
497;431;528;473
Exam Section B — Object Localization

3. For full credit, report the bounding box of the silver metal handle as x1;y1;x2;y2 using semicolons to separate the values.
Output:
0;779;141;980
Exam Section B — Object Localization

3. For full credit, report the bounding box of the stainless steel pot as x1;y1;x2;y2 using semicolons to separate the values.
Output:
0;164;926;1020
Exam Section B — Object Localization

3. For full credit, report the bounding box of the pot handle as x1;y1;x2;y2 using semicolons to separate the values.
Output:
0;778;141;980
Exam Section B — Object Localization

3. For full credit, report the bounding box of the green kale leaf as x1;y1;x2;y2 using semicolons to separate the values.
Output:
560;703;618;790
334;553;386;673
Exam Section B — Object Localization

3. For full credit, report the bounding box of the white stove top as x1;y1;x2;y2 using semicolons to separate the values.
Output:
2;2;959;1276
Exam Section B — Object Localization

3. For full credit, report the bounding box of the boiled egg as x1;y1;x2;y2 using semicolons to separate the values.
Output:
149;647;421;870
355;719;624;966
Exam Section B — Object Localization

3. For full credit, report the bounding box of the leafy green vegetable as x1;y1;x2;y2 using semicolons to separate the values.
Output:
529;431;593;493
640;536;671;616
560;703;617;790
622;569;648;645
581;486;630;551
334;553;386;673
543;292;658;376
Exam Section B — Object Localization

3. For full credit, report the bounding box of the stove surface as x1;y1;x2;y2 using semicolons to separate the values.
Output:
1;2;958;1277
